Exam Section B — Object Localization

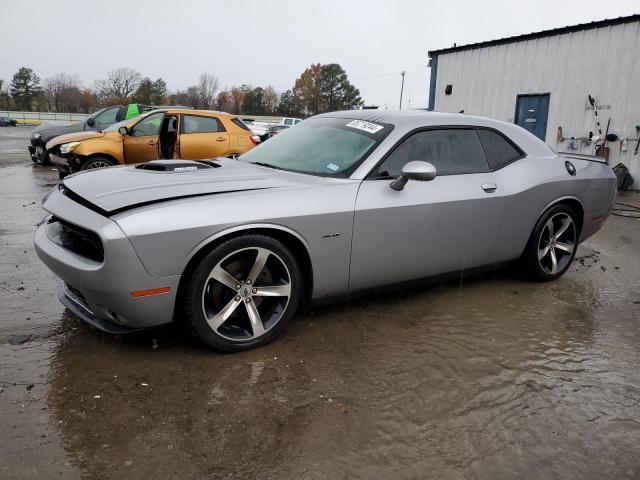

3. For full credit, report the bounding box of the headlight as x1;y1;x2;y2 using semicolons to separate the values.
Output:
60;142;80;155
32;132;42;139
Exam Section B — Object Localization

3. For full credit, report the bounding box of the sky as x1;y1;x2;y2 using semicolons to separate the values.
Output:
0;0;638;109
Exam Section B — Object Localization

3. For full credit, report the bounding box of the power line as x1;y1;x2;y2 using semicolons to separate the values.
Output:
351;72;398;81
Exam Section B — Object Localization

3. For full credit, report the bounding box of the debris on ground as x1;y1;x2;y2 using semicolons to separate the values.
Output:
8;334;31;345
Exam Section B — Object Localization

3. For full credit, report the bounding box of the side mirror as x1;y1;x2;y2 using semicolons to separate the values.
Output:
118;126;129;135
86;117;95;127
390;161;437;191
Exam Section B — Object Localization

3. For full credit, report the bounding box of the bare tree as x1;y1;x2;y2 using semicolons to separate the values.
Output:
186;86;201;109
262;85;279;115
229;86;246;114
96;67;142;102
216;89;233;112
43;73;82;112
197;72;219;110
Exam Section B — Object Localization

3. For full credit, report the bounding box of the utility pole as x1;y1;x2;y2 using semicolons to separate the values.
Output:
399;71;405;110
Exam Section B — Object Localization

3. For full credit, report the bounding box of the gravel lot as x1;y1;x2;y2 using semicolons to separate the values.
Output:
1;126;640;479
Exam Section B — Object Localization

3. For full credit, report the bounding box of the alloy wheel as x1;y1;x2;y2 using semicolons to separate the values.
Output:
85;161;112;169
537;212;576;275
201;247;291;341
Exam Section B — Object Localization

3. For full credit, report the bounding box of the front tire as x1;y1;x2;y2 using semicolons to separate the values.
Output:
183;235;302;352
524;204;579;281
80;156;117;171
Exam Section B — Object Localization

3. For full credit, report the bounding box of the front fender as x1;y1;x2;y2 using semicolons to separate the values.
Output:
184;222;311;265
73;137;124;161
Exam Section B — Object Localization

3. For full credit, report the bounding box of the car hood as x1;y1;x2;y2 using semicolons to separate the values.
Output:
33;122;85;142
61;158;327;214
46;130;106;149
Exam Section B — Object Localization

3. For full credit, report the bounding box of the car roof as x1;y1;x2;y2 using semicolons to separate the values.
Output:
313;109;553;158
313;109;510;128
157;108;233;117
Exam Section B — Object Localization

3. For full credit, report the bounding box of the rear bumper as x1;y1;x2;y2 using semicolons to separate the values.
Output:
34;189;181;330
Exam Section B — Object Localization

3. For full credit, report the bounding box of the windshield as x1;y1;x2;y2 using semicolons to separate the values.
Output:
238;117;392;177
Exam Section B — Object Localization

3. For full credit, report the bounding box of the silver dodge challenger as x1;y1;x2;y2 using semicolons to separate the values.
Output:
34;111;616;351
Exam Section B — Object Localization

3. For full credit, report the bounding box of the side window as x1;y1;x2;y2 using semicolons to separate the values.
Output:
374;129;489;177
283;118;293;126
181;115;223;134
131;113;164;137
477;129;523;170
93;107;119;126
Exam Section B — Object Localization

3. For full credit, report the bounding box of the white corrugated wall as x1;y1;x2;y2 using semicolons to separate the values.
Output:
433;20;640;187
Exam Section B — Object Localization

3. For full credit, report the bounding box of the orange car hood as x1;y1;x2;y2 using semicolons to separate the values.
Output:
46;130;107;149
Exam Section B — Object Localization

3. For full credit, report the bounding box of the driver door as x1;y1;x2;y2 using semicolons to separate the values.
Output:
123;112;164;164
349;128;506;291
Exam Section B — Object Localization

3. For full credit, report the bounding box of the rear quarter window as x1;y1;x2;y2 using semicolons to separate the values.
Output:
230;117;252;132
477;129;524;170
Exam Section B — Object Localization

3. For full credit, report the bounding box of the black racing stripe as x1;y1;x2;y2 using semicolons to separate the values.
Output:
60;184;274;217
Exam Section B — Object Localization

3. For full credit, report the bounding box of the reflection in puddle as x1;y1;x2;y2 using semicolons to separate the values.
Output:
44;273;640;478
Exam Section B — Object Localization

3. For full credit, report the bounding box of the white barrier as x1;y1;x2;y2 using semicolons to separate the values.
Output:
0;111;90;122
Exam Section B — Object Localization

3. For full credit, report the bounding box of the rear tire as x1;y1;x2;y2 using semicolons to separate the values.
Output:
182;235;302;352
81;157;117;171
523;204;579;282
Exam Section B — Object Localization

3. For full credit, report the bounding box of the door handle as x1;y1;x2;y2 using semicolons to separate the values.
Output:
482;183;497;193
216;137;225;142
147;141;157;146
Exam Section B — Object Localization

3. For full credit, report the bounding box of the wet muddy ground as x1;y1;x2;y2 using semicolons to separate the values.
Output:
1;126;640;479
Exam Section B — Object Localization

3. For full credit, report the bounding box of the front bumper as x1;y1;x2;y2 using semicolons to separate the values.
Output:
59;283;141;334
28;145;48;163
34;188;181;331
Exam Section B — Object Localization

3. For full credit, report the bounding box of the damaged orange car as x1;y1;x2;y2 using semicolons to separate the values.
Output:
47;109;261;176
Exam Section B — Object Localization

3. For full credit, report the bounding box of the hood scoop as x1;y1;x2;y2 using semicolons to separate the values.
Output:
135;160;220;172
61;158;304;214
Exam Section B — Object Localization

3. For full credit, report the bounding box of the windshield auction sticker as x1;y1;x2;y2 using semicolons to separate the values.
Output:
345;120;383;134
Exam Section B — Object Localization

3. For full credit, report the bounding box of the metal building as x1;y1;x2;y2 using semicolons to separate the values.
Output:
428;14;640;188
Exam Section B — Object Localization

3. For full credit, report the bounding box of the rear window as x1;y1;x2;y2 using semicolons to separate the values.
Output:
477;129;523;169
231;117;252;131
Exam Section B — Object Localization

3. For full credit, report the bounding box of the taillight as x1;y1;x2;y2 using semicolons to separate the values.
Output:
250;135;261;145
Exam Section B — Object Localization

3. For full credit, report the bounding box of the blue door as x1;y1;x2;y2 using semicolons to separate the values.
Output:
515;94;550;141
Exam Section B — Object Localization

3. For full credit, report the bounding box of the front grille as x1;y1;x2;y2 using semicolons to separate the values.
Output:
48;216;104;262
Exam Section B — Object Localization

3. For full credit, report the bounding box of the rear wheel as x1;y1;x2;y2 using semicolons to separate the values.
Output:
524;204;579;281
81;157;117;171
183;235;302;352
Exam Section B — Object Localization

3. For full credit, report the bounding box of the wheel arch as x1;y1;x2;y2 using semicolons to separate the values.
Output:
176;224;314;310
81;152;120;167
520;196;585;259
539;196;584;232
